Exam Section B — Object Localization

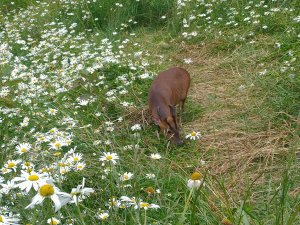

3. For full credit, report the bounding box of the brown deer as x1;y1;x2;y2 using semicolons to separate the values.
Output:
148;67;191;145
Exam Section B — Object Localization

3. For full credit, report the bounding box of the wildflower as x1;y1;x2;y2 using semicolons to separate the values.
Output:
150;153;162;160
47;217;60;225
49;139;65;150
120;172;134;181
47;108;58;115
78;99;89;106
99;152;119;165
187;172;204;189
26;181;72;212
16;143;31;155
4;160;21;172
0;180;17;194
145;187;155;195
120;196;137;206
145;173;156;179
185;131;201;140
70;178;94;205
97;212;109;220
0;213;20;225
13;171;46;192
183;58;193;64
107;197;121;209
106;126;114;132
68;153;83;164
136;202;160;210
258;69;267;76
1;168;11;174
75;162;86;171
131;124;141;131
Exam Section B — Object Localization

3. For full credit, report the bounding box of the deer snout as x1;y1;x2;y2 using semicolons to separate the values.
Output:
175;138;183;146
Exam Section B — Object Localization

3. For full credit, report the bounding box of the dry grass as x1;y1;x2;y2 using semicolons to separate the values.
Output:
168;42;294;195
134;33;295;198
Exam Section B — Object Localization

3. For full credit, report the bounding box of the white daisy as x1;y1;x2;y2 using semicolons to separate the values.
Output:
120;172;134;181
0;180;17;194
187;172;204;189
97;212;109;220
49;139;66;150
68;153;83;164
4;160;21;172
47;217;60;225
26;181;72;212
78;99;89;106
47;108;58;115
135;202;160;210
150;153;162;160
99;152;119;165
130;124;141;131
185;131;201;140
16;143;31;155
13;170;47;193
0;213;20;225
75;162;86;171
70;178;94;205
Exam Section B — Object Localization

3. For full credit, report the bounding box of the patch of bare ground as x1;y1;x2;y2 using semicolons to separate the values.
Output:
170;42;292;193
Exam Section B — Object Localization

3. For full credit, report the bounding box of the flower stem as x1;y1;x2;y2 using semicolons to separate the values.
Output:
178;188;194;225
76;203;87;225
144;209;147;225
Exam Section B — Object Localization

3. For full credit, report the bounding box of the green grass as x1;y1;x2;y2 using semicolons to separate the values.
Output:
0;0;299;224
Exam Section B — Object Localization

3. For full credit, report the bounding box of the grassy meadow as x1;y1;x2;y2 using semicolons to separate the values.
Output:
0;0;299;224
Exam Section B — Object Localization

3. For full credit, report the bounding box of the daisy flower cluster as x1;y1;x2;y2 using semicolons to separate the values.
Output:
0;1;161;223
176;0;298;44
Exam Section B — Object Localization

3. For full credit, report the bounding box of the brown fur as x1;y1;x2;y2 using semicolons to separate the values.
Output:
148;67;191;145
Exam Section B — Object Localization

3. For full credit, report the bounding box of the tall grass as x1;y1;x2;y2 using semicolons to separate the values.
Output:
0;0;299;224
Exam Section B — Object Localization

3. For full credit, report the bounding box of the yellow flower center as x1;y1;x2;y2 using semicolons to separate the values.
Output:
190;172;203;180
39;184;54;197
77;165;83;169
27;168;33;173
124;175;129;180
191;131;196;136
25;162;31;166
58;163;65;167
21;148;27;152
73;157;79;161
49;220;59;225
7;162;16;168
106;155;113;160
0;215;3;222
28;174;39;181
55;143;61;148
140;202;149;208
145;187;155;194
54;151;61;156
